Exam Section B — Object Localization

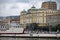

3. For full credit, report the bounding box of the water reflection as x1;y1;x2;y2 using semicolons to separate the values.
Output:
0;37;59;40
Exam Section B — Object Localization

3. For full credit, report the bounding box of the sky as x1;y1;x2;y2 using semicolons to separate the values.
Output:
0;0;60;17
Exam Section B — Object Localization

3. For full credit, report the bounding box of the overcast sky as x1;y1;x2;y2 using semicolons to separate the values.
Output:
0;0;60;17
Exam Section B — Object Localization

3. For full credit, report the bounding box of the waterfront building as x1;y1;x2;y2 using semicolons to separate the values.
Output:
10;18;20;24
41;1;57;10
10;19;20;28
0;17;20;31
0;19;10;31
0;27;24;33
20;1;60;28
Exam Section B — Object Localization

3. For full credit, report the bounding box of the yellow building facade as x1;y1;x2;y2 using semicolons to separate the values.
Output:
20;1;60;28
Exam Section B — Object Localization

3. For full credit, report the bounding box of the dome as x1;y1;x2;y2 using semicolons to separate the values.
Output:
21;10;26;13
31;5;35;8
28;5;38;11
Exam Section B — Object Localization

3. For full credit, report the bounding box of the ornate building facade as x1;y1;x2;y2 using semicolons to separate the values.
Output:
20;1;60;28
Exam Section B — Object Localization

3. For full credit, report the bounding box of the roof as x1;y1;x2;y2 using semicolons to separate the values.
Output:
38;8;47;10
21;10;26;13
31;5;35;8
28;6;38;11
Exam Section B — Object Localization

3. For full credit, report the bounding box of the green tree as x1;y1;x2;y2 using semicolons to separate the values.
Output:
51;26;57;31
51;24;60;32
26;23;38;31
56;24;60;31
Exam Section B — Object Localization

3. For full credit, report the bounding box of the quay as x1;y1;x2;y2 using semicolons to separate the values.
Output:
0;33;60;38
0;33;60;40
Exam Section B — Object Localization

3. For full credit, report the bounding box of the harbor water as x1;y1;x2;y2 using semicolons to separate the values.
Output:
0;37;60;40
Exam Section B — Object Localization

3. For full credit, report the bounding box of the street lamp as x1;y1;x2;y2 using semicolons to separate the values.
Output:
48;23;51;34
57;30;59;40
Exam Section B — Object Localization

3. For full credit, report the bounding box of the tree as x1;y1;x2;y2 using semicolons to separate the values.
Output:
51;26;57;31
43;26;49;31
56;24;60;31
51;24;60;32
26;23;38;31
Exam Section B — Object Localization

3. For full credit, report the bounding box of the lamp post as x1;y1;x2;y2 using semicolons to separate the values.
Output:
48;22;51;33
57;30;59;40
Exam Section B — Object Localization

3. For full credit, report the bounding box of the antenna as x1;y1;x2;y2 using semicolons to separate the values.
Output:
50;0;51;1
32;0;35;6
59;6;60;10
48;0;52;1
28;0;35;6
50;0;55;1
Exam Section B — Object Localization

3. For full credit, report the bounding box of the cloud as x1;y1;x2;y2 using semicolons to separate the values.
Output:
0;0;60;16
0;3;32;17
0;0;17;3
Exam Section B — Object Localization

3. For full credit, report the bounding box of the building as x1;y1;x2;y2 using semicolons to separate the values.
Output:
0;17;24;33
0;18;10;31
0;16;20;31
20;1;60;28
10;18;20;28
0;25;24;33
41;1;57;10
